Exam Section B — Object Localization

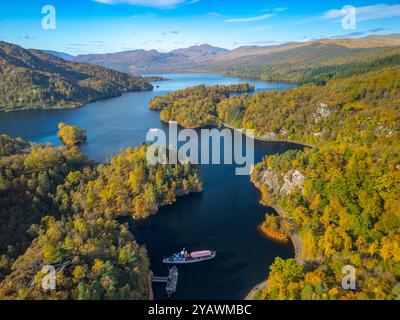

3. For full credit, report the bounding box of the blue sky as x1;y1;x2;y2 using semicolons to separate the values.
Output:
0;0;399;54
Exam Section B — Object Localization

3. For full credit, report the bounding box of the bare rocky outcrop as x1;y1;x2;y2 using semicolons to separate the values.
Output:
254;168;305;196
281;170;305;195
280;128;289;138
374;122;396;137
313;102;333;123
246;167;306;300
261;132;279;140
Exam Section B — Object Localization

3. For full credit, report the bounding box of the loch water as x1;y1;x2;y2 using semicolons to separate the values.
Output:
0;73;300;299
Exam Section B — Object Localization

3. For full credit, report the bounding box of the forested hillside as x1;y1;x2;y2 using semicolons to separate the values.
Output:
1;34;399;300
0;137;202;299
0;41;153;111
148;65;400;300
252;142;399;299
246;67;400;299
217;44;400;83
149;84;254;128
74;44;228;74
71;34;400;78
218;66;400;143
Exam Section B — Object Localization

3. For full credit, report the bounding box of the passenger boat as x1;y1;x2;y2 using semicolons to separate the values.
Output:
163;248;216;264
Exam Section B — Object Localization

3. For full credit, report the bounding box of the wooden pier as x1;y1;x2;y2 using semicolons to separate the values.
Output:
152;266;179;297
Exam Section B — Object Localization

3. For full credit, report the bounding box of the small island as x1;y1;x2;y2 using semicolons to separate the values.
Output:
58;123;87;146
143;76;171;82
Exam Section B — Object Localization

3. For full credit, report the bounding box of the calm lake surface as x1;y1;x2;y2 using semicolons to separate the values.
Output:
0;73;300;300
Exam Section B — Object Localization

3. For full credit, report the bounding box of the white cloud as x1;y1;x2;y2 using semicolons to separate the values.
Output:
273;7;287;13
323;4;400;22
207;12;221;17
225;8;285;23
225;14;274;23
261;7;287;13
93;0;188;8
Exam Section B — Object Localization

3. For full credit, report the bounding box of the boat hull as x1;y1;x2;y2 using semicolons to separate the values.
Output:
163;251;216;264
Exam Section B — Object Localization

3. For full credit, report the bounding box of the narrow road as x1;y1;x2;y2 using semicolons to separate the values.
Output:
275;204;304;265
244;204;304;300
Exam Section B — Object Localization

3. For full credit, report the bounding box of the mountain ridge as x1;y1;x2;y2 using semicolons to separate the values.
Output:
40;50;75;61
70;34;400;75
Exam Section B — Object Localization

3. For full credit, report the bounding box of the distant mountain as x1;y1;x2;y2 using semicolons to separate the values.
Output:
215;35;400;83
171;44;228;60
0;41;152;111
74;44;229;73
40;50;75;61
320;34;400;48
201;34;400;67
73;34;400;76
75;49;184;74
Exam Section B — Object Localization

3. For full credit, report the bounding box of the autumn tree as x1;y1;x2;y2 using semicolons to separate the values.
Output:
58;123;87;146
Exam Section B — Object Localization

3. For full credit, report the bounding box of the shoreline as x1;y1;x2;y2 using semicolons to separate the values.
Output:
274;204;304;265
0;87;153;113
244;203;304;300
222;123;316;149
258;224;290;244
153;116;309;300
232;120;311;300
155;120;316;149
